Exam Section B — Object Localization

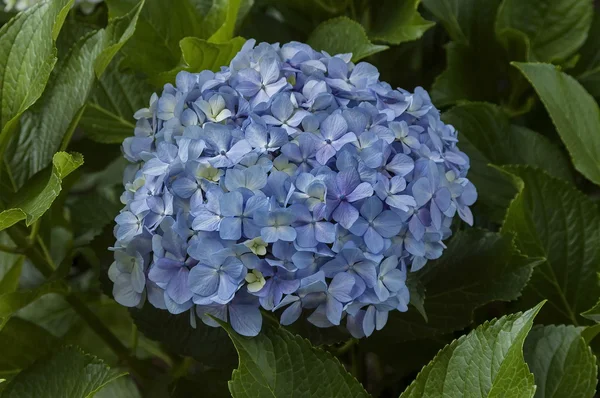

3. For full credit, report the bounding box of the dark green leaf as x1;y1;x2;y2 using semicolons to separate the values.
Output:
524;325;597;398
500;165;600;325
576;12;600;98
0;318;58;377
308;16;389;62
582;299;600;323
366;230;541;342
442;102;572;221
0;280;69;330
0;346;126;398
65;300;170;366
0;0;73;149
513;62;600;185
81;59;154;144
369;0;434;45
153;36;246;86
496;0;593;63
422;0;499;43
94;0;145;77
0;152;83;232
422;0;509;106
6;31;105;187
105;0;218;76
400;303;544;398
219;318;369;398
6;2;142;187
129;304;237;368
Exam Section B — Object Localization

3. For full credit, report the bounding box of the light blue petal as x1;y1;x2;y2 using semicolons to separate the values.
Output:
230;304;262;336
188;265;219;296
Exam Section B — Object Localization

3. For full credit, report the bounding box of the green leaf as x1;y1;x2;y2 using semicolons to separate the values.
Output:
495;0;593;63
208;0;242;43
308;16;389;62
105;0;207;76
421;0;499;43
0;0;73;150
365;230;541;342
442;102;572;221
0;233;19;282
153;36;246;86
0;317;58;377
400;302;544;398
500;165;600;325
94;0;145;77
0;152;83;232
369;0;435;45
0;280;68;330
524;325;597;398
513;62;600;185
576;12;600;98
81;58;154;144
6;3;143;188
0;257;23;294
5;31;105;188
219;318;369;398
422;0;509;106
95;376;141;398
0;346;126;398
129;304;237;368
582;298;600;323
65;301;170;366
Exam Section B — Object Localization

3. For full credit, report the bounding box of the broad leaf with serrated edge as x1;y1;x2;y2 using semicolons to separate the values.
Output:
496;0;593;63
513;62;600;186
0;0;73;154
308;17;389;62
0;317;58;377
0;346;126;397
359;229;540;342
524;325;597;398
218;317;369;398
500;165;600;325
369;0;434;45
6;2;143;188
0;152;83;232
400;303;544;398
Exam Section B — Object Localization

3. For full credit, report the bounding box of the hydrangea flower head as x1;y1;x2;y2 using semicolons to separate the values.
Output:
110;40;477;338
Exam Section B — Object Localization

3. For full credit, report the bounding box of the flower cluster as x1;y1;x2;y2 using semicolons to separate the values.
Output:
109;40;477;337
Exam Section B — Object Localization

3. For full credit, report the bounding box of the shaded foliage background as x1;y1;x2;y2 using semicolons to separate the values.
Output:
0;0;600;397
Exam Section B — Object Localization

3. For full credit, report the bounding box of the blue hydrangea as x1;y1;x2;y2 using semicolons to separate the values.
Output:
110;40;477;338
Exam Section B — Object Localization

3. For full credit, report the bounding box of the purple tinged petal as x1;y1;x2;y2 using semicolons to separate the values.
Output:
333;201;360;229
346;182;374;203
